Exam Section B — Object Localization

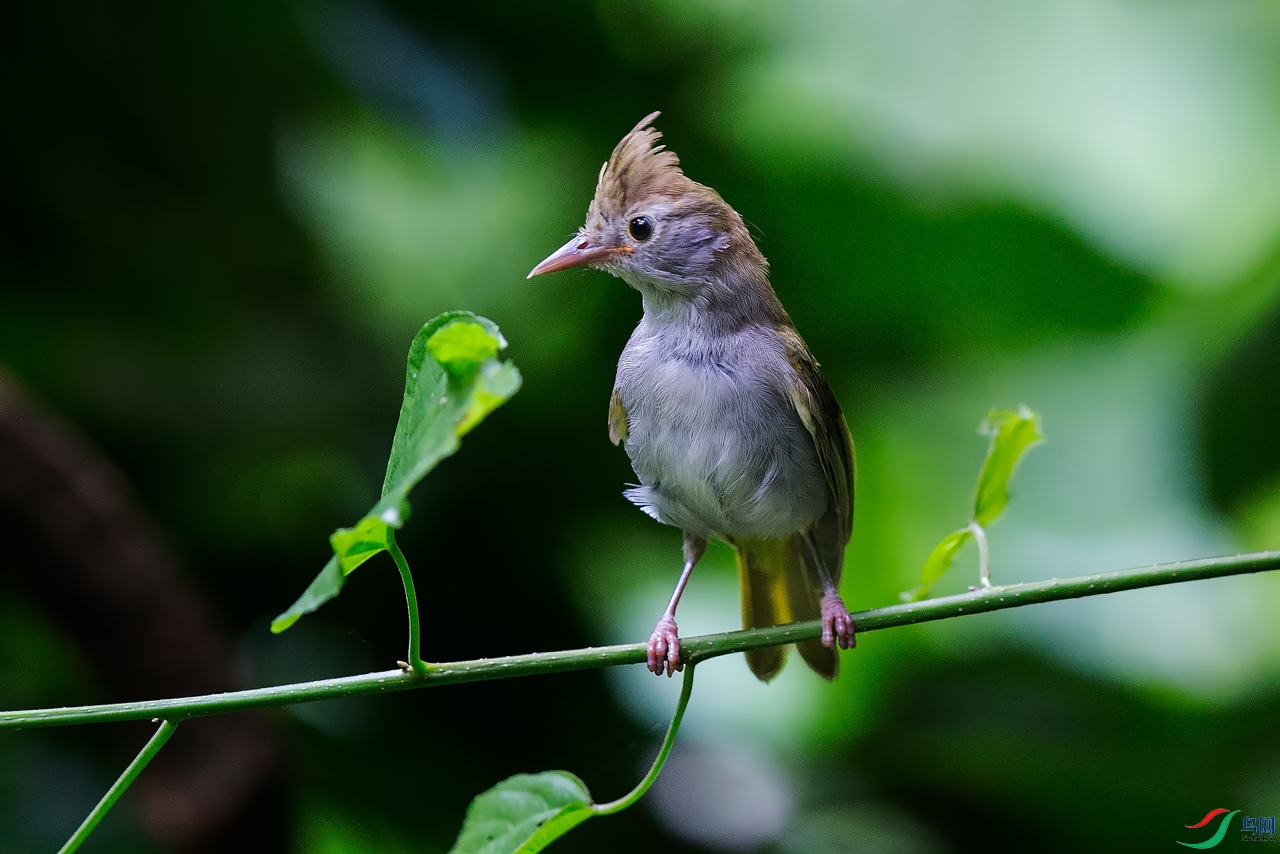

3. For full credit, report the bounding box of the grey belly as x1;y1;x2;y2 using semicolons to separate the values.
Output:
620;368;827;541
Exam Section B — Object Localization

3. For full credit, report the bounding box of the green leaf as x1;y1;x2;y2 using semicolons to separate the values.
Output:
373;313;517;521
330;515;394;575
903;528;971;602
903;406;1044;601
448;772;595;854
972;405;1045;526
427;318;505;377
272;312;521;633
270;557;344;633
455;360;523;438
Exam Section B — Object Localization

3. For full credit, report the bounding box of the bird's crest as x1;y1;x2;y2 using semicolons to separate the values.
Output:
590;112;693;216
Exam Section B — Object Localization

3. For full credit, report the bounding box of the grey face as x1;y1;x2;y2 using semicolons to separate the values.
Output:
591;198;732;293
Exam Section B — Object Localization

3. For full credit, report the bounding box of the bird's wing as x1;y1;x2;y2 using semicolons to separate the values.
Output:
780;328;855;542
607;387;628;446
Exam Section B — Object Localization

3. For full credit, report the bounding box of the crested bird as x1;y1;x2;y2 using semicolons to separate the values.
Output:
529;113;856;681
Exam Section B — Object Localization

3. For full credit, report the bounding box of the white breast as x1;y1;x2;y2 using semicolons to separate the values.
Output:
615;318;827;541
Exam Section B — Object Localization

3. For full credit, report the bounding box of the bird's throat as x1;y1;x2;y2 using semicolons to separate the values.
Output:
632;270;789;337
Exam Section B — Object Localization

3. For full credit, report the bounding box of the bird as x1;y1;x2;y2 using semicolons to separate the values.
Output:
528;112;855;682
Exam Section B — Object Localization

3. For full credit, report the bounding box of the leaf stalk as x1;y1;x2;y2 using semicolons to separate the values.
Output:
594;664;695;815
969;520;991;588
386;530;429;677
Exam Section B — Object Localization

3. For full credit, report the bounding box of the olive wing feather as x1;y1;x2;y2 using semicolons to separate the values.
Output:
780;329;855;542
608;387;628;446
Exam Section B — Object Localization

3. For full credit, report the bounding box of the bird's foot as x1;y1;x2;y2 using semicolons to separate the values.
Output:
820;591;856;650
647;615;683;677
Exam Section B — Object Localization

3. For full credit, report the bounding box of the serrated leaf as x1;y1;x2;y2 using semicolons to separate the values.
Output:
449;772;595;854
272;311;521;633
903;528;971;602
972;405;1045;526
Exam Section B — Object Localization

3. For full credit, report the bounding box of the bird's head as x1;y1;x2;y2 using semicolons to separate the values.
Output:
528;113;768;305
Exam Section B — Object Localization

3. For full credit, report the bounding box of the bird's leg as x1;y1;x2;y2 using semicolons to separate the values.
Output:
803;532;856;650
648;533;706;677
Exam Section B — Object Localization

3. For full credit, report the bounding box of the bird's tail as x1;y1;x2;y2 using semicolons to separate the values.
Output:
734;535;837;682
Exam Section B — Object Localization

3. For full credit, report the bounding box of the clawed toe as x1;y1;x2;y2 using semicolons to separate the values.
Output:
647;616;683;677
820;591;856;650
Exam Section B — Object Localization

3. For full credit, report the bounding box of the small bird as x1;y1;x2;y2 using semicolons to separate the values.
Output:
529;113;855;681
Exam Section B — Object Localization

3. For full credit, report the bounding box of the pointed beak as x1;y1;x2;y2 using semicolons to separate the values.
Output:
527;233;632;279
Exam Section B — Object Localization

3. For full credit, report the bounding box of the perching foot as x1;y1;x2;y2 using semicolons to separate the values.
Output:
647;615;683;677
820;591;856;650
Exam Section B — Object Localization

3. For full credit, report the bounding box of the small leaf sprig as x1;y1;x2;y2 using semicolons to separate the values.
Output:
271;312;521;673
904;406;1045;601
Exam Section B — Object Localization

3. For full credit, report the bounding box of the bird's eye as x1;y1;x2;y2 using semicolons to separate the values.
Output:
628;216;654;242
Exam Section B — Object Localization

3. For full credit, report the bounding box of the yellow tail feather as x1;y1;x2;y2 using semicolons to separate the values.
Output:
734;535;837;682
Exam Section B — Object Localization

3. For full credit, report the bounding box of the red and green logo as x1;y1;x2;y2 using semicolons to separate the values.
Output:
1178;808;1240;849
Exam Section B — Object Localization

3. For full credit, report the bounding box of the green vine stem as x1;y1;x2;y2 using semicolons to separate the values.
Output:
3;550;1278;731
594;664;695;816
386;530;428;677
57;719;179;854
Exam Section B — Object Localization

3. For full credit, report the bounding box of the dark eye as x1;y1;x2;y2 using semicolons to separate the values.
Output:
628;216;653;242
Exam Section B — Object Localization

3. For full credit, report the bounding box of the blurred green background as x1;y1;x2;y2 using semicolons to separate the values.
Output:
3;0;1280;851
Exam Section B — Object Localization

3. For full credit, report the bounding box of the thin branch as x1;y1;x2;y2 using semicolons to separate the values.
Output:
57;719;179;853
4;550;1278;731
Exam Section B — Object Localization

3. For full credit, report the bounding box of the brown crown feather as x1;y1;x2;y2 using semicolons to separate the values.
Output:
589;112;696;216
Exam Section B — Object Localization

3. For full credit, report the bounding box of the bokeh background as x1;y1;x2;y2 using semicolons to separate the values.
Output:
4;0;1280;851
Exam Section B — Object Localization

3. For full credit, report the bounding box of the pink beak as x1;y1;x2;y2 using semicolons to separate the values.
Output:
527;234;632;279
